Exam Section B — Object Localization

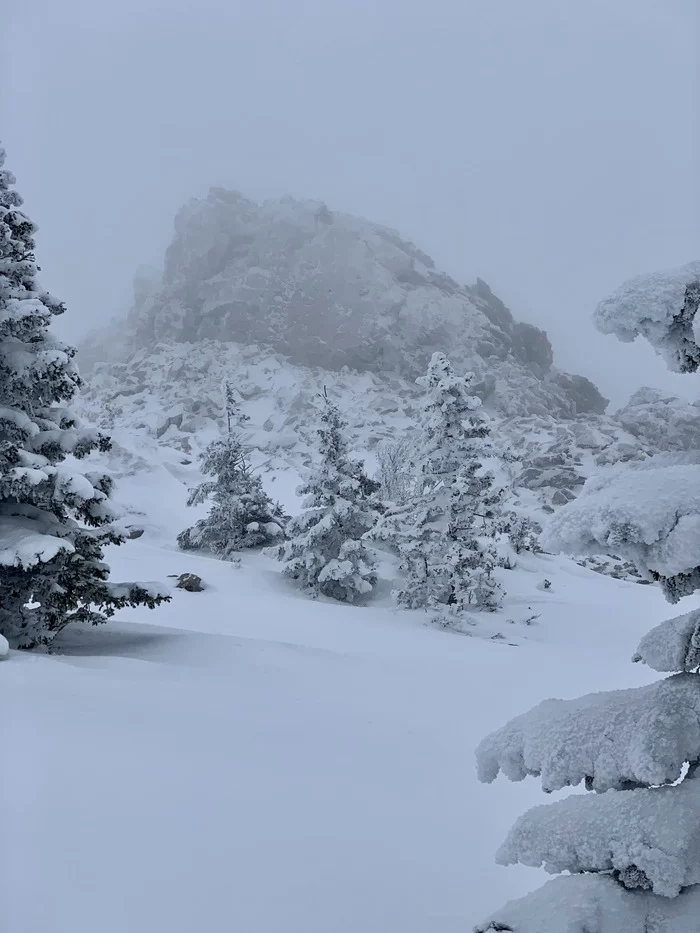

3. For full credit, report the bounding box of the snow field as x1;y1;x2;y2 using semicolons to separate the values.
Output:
1;468;679;932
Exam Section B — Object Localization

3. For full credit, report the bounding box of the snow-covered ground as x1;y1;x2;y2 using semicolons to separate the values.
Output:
2;466;684;933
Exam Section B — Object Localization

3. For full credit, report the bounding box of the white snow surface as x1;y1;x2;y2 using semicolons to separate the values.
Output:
497;775;700;897
476;673;700;793
0;459;684;932
475;874;700;933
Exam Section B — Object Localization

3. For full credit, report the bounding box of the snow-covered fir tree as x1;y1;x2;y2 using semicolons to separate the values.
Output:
373;352;506;614
475;261;700;933
0;145;169;648
269;388;380;602
375;436;418;505
178;385;284;558
440;460;506;612
223;377;249;434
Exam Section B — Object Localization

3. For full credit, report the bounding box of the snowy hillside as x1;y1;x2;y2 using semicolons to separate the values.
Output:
2;462;682;933
75;192;700;540
76;336;700;540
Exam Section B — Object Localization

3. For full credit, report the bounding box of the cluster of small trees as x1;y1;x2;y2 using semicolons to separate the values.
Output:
179;351;538;619
0;141;531;651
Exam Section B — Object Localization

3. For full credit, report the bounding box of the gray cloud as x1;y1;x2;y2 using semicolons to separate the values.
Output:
2;0;698;407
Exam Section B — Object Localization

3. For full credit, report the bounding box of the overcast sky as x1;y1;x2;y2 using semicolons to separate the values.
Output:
2;0;698;407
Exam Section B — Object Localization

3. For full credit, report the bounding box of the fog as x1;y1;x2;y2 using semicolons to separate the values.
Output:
2;0;698;407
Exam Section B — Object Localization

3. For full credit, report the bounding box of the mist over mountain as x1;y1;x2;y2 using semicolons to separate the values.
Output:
80;188;607;420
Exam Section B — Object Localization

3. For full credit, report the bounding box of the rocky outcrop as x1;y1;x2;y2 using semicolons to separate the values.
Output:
80;188;606;419
616;386;700;451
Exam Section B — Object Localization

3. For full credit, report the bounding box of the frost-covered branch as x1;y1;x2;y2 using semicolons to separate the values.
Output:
476;673;700;793
594;261;700;373
544;458;700;601
497;775;700;897
475;873;700;933
633;609;700;673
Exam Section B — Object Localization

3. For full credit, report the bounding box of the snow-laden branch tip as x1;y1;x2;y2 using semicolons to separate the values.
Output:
633;609;700;673
475;873;700;933
497;774;700;897
543;458;700;590
475;673;700;793
594;261;700;373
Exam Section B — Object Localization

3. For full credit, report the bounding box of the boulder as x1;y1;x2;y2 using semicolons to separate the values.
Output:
175;572;204;592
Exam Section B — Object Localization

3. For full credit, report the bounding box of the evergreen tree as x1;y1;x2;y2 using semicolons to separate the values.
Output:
223;377;249;434
373;352;505;614
375;436;417;505
270;389;380;602
502;513;541;555
475;263;700;933
0;145;169;648
440;461;505;611
178;388;284;558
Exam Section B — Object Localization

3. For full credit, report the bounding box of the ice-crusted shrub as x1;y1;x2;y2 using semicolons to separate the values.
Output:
0;145;169;648
501;514;541;555
475;262;700;932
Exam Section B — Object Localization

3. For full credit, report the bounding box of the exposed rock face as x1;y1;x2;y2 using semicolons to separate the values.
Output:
81;188;606;419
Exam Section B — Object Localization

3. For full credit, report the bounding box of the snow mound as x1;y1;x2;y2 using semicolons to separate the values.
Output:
475;874;700;933
594;261;700;373
475;673;700;793
497;775;700;897
633;609;700;673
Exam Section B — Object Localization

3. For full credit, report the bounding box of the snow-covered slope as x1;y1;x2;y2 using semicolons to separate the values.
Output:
79;188;607;419
75;192;700;537
76;191;700;540
2;457;684;933
76;337;684;535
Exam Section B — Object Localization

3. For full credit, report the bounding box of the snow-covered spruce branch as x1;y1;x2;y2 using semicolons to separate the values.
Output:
475;262;700;932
